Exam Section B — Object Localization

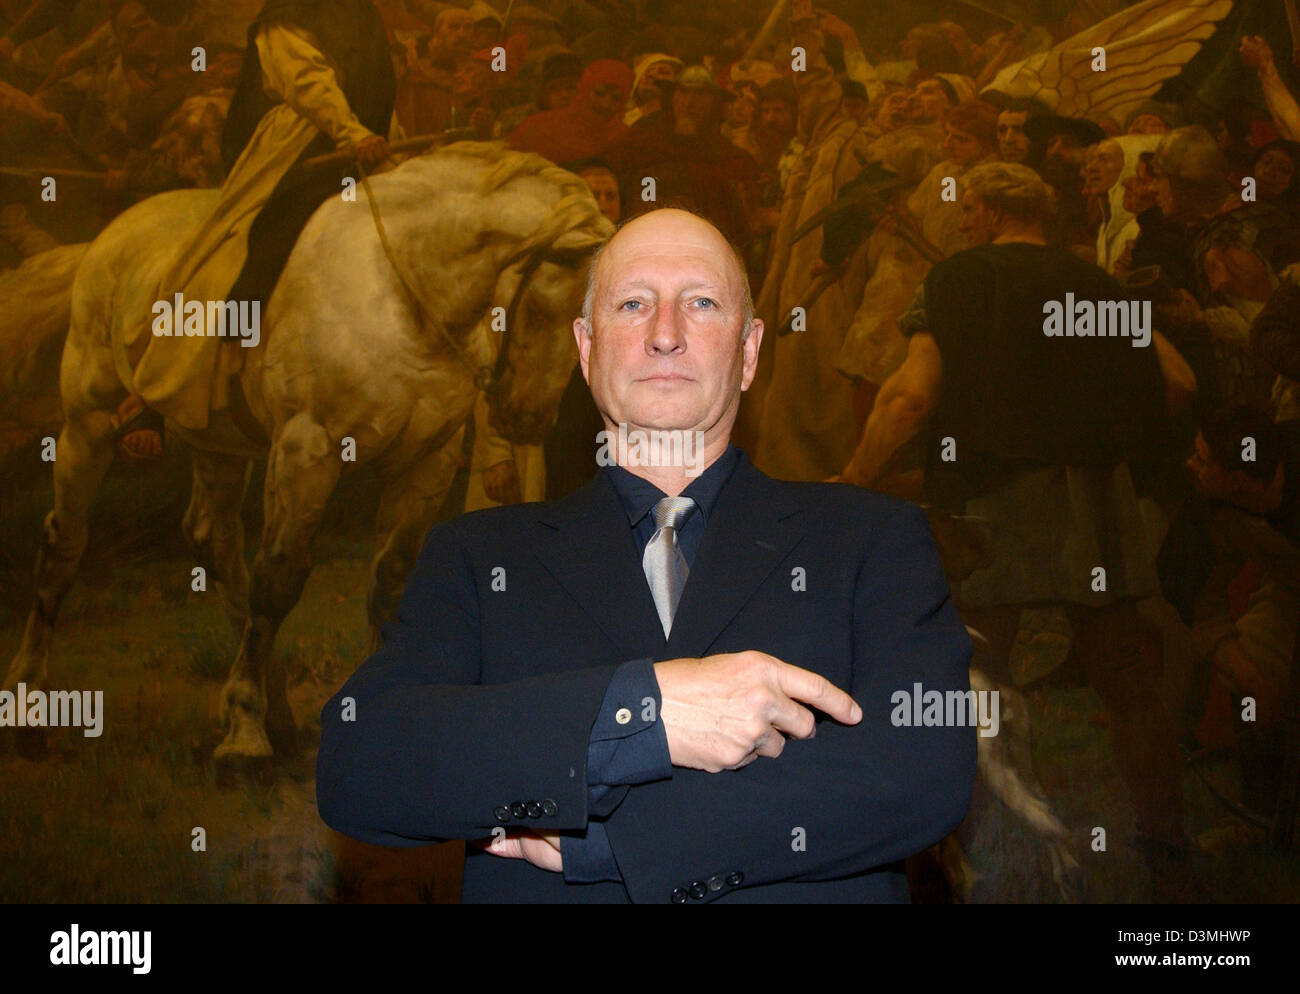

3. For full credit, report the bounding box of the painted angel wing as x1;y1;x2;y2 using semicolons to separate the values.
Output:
980;0;1234;123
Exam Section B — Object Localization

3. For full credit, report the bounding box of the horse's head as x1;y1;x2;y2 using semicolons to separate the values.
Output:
483;186;614;445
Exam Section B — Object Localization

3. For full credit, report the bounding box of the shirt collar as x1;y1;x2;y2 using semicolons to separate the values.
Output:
604;442;740;529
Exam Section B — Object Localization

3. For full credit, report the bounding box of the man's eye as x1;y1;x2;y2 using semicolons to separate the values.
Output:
619;300;642;311
695;298;718;309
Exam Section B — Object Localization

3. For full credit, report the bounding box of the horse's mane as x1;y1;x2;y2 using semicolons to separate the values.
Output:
433;140;593;202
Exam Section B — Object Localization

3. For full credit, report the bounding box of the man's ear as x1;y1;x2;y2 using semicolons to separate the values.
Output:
573;318;592;381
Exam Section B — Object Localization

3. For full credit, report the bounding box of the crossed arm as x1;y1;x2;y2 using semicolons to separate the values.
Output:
316;502;974;899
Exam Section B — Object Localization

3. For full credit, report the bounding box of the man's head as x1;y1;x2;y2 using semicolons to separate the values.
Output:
1188;406;1285;506
875;85;913;131
1152;125;1231;221
432;8;475;57
958;161;1056;245
1254;140;1300;202
672;66;728;137
996;108;1030;162
575;59;633;121
575;160;621;224
942;100;999;167
1080;138;1124;196
574;208;762;445
758;79;797;144
912;78;956;123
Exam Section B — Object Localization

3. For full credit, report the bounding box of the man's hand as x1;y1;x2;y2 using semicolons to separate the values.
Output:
653;650;862;773
472;829;563;872
1240;35;1275;75
350;134;391;170
483;458;521;504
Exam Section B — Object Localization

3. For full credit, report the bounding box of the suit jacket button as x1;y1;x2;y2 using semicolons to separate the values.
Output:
707;874;724;892
688;881;707;900
526;801;542;818
510;802;527;819
726;871;744;887
670;888;688;904
494;806;511;822
542;798;558;817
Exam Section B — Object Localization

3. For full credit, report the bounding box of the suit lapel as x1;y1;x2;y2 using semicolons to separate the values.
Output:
665;452;804;659
533;471;667;661
533;449;805;662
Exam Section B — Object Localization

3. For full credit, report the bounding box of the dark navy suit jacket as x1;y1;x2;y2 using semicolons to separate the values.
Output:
316;445;976;903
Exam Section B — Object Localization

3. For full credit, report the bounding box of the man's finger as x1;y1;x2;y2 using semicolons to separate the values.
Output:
766;696;817;739
771;661;862;723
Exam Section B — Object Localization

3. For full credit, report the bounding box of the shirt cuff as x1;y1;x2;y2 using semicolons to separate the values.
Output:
560;820;621;884
586;656;673;790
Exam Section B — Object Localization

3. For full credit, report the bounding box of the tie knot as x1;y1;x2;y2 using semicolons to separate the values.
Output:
653;495;696;532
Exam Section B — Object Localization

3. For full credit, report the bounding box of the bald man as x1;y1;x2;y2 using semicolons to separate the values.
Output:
317;208;975;903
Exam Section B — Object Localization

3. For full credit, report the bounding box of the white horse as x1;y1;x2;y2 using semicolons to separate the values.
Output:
4;142;613;774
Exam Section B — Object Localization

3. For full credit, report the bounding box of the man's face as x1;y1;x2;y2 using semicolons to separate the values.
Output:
434;11;475;53
576;211;762;442
1127;113;1168;136
913;80;952;123
673;86;717;136
958;189;1000;245
644;59;680;85
1256;147;1296;200
541;74;578;109
942;123;985;166
1045;133;1086;171
1081;139;1124;195
587;82;626;120
842;95;869;123
579;166;621;224
724;85;756;128
759;98;794;138
1186;433;1238;501
1121;158;1158;214
997;110;1029;162
876;90;912;130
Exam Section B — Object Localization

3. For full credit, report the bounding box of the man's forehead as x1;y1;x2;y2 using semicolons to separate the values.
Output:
598;227;738;292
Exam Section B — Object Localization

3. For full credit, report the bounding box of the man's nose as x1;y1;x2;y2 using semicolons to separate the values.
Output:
647;306;686;352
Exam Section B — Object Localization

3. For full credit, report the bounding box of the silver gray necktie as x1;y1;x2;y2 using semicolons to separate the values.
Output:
643;496;697;638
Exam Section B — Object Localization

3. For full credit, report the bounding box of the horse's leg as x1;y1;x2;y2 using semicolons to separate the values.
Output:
366;435;465;650
183;450;252;636
215;413;340;773
4;411;117;694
